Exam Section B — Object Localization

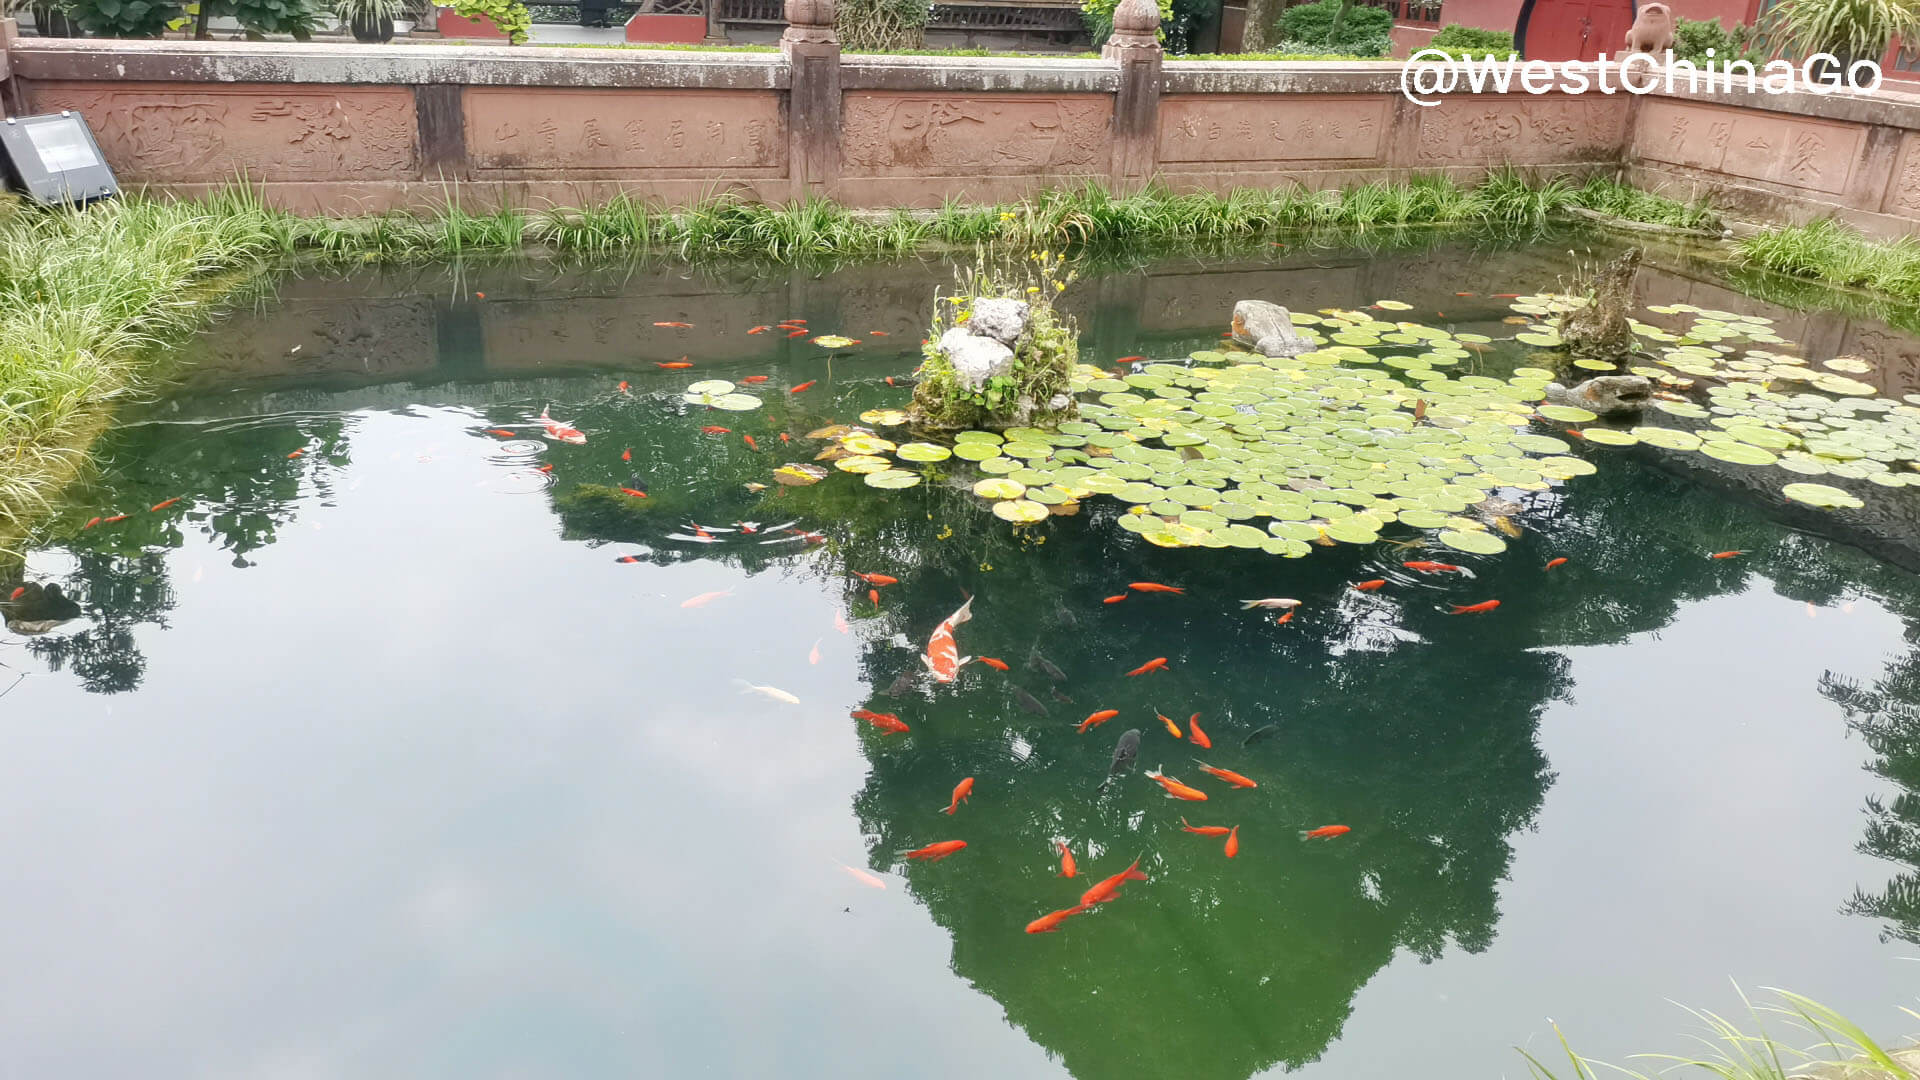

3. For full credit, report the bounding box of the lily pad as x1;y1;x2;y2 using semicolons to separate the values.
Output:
772;463;828;486
833;454;893;474
1438;529;1508;555
972;478;1027;499
841;435;898;455
952;442;1003;461
992;499;1049;524
711;393;764;412
1781;481;1864;509
860;409;909;426
812;335;857;349
687;379;735;395
1538;404;1598;423
896;442;952;462
864;469;920;489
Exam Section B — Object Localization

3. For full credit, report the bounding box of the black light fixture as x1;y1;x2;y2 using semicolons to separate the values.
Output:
0;110;119;208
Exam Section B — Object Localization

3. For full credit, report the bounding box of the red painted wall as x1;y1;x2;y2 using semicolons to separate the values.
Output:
625;12;707;42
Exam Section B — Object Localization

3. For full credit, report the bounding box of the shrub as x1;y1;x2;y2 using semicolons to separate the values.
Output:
64;0;186;36
450;0;530;41
1276;0;1393;55
837;0;931;50
1670;16;1766;63
1081;0;1172;45
1426;23;1515;57
210;0;321;36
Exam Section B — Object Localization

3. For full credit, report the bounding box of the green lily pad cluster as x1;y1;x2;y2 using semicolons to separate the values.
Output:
684;379;763;412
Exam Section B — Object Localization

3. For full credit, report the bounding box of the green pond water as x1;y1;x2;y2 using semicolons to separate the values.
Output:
6;232;1920;1079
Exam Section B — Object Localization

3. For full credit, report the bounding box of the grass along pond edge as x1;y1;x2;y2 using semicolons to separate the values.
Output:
0;171;1911;556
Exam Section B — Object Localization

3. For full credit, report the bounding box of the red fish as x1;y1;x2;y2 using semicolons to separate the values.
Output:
1117;355;1146;364
1353;579;1385;591
149;497;181;512
1145;770;1208;801
853;709;910;735
785;318;808;325
622;447;633;461
1195;761;1257;788
287;449;306;459
809;639;821;665
680;589;732;608
539;407;587;445
780;433;790;444
870;330;890;336
868;588;881;607
975;657;1009;672
787;329;809;338
923;596;974;682
834;612;851;634
701;426;730;435
617;381;630;394
1545;557;1569;570
1057;841;1076;878
791;381;816;394
886;377;897;386
741;375;770;384
1225;826;1240;858
748;325;771;335
619;488;649;499
1189;714;1210;748
856;573;899;586
485;429;518;438
1103;594;1128;604
905;840;966;862
1129;582;1183;594
1078;709;1120;733
1403;561;1463;573
101;515;127;524
1493;293;1521;298
1451;600;1500;614
1078;858;1148;907
1025;905;1088;934
1710;550;1748;559
616;555;640;563
1155;708;1182;739
1455;291;1476;296
942;777;974;814
656;361;693;370
537;464;554;473
84;517;101;529
744;434;759;450
1277;611;1294;625
1126;657;1168;677
1181;818;1231;836
653;321;692;328
474;291;485;299
1302;825;1351;840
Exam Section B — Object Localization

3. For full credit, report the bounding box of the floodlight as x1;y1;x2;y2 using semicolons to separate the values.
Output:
0;111;119;207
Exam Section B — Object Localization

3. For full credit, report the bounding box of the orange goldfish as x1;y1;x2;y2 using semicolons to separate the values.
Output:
485;429;518;438
1710;550;1748;559
1025;905;1088;934
287;449;306;459
790;381;816;394
83;517;101;529
679;589;733;609
748;325;771;335
1154;708;1182;739
852;709;910;734
1181;818;1231;836
539;406;587;444
622;447;633;461
1078;857;1148;907
1188;715;1210;748
1103;594;1128;604
905;840;966;862
809;639;822;665
617;381;630;393
616;555;640;563
975;657;1009;671
1195;761;1257;788
787;329;809;338
653;321;693;328
101;514;127;524
1077;709;1120;733
619;488;649;499
868;588;880;607
1145;770;1208;801
840;864;887;889
834;612;851;634
656;361;693;370
1403;561;1463;573
941;777;974;814
1301;825;1351;839
1129;582;1184;594
744;434;759;450
923;596;974;682
856;572;899;586
1545;557;1569;570
149;497;181;512
1224;826;1239;858
1057;841;1076;878
1276;611;1294;625
701;426;731;435
1353;579;1385;591
779;433;790;444
1451;600;1500;614
1125;657;1169;677
742;375;770;384
537;464;554;473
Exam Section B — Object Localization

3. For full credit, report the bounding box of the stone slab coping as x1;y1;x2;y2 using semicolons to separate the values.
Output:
841;53;1117;92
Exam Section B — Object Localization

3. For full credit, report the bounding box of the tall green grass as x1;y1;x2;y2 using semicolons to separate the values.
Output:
1739;218;1920;302
1519;987;1915;1080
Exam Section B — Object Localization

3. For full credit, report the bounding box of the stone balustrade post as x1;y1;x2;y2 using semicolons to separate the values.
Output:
0;19;18;118
1104;0;1162;190
782;0;841;199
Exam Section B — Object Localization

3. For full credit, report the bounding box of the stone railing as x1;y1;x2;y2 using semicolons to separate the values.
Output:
1;16;1917;235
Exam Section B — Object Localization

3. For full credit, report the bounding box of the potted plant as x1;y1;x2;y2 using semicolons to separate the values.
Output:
337;0;399;39
26;0;81;34
1766;0;1920;77
436;0;528;40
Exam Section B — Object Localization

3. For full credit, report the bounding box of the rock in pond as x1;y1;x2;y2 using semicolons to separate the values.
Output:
938;326;1015;390
1231;300;1312;358
1545;374;1653;416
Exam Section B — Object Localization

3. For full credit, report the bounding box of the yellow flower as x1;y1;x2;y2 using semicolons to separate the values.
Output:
1055;281;1066;292
1027;285;1040;293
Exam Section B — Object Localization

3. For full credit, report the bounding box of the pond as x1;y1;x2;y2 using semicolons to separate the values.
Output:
6;230;1920;1080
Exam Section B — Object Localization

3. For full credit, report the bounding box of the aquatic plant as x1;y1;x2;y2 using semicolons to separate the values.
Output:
1739;219;1920;303
911;253;1081;430
1518;986;1914;1080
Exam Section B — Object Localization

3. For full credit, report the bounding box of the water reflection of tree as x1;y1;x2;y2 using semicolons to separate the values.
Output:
1822;652;1920;945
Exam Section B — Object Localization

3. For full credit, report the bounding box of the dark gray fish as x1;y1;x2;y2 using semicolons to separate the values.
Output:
886;671;918;697
1049;686;1075;706
1099;729;1143;791
1242;722;1280;747
1012;686;1050;716
1029;652;1068;683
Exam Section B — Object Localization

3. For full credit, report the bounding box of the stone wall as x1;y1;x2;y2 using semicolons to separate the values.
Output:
1;17;1917;234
